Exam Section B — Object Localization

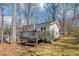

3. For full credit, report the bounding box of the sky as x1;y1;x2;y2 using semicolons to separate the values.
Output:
4;4;13;16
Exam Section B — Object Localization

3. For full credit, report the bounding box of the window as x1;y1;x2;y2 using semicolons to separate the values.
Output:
41;27;46;31
44;27;46;30
41;27;43;31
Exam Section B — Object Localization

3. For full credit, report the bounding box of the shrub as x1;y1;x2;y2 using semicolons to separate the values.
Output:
40;28;55;43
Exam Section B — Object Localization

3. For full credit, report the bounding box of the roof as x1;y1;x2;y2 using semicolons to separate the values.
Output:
50;21;60;29
20;21;60;29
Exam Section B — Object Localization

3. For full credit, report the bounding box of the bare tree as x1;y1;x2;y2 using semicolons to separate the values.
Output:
0;4;6;43
59;4;72;36
16;4;22;25
23;3;37;25
62;4;66;36
71;4;79;36
44;3;59;21
12;3;17;43
16;4;23;43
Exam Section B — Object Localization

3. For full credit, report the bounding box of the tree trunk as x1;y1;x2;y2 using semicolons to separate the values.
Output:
73;7;76;37
53;4;56;21
1;5;4;43
12;3;17;44
62;4;66;36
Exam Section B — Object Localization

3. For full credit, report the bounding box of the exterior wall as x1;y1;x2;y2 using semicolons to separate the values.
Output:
21;21;60;40
35;24;49;31
35;22;59;39
49;23;59;39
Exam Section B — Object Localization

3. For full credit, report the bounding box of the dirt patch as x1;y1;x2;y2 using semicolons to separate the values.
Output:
0;44;29;56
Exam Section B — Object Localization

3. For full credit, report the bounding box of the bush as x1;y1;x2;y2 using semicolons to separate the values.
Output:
40;28;55;43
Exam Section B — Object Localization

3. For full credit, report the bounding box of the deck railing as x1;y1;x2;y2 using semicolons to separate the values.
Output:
19;31;54;44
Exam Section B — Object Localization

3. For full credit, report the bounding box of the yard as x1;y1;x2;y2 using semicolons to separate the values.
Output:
0;36;79;56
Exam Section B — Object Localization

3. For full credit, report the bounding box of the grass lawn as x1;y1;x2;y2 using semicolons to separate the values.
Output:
0;36;79;56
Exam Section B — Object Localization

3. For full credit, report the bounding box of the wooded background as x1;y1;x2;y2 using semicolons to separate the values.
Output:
0;3;79;43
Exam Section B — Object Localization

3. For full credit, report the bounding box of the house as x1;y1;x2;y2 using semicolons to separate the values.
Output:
19;21;60;41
